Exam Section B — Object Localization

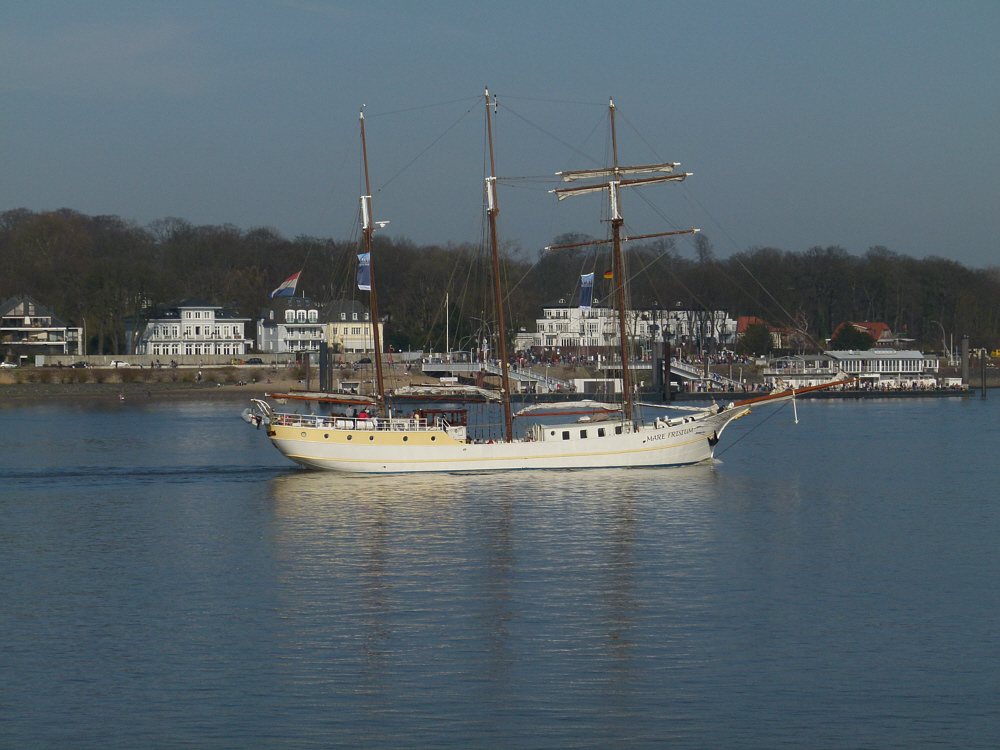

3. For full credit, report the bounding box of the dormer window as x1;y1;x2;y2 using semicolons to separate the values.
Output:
352;313;358;321
341;313;346;321
285;310;295;323
308;310;318;323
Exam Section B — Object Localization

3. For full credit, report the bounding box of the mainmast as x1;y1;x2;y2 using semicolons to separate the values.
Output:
608;99;633;420
485;88;513;441
550;98;697;423
359;108;387;416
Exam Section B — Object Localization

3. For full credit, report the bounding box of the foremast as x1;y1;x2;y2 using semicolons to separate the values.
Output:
485;88;513;441
551;98;697;422
359;108;387;416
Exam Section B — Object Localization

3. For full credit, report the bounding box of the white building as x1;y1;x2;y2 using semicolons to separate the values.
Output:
514;298;737;357
257;297;324;356
256;298;383;357
764;350;941;388
131;298;251;358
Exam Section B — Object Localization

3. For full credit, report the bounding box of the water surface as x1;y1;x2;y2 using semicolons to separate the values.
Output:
1;396;997;748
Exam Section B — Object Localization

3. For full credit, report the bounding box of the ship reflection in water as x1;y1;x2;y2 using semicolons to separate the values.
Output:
264;466;725;745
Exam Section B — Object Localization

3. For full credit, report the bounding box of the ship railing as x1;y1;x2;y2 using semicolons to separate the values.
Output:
269;412;446;432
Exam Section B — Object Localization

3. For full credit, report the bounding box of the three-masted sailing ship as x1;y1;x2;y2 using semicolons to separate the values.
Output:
246;91;847;473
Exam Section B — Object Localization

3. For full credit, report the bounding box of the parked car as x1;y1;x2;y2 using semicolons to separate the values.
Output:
108;360;130;368
246;357;263;365
0;361;18;368
70;361;89;368
355;357;372;365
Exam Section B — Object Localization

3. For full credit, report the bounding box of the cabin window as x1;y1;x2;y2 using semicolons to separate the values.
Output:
562;431;570;440
615;425;623;435
580;430;588;439
598;428;606;437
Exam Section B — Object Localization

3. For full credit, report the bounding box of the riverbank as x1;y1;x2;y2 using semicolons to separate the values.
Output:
0;365;433;403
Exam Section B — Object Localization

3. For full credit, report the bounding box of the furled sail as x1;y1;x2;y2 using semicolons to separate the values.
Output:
552;172;691;200
391;385;502;402
514;400;622;418
556;163;679;182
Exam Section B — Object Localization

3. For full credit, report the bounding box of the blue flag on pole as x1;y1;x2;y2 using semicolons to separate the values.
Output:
357;253;371;291
579;272;594;310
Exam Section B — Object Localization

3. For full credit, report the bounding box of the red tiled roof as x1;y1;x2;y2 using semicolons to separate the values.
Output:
832;321;892;340
736;316;770;334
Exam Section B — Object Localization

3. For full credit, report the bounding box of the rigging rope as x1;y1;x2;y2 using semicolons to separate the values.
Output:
714;401;789;458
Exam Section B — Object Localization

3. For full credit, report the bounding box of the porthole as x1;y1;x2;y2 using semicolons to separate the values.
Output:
431;436;436;442
369;435;374;441
324;434;329;439
347;434;353;441
402;436;408;442
300;432;307;438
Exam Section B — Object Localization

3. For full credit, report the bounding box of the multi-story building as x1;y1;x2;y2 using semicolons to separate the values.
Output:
514;297;737;357
0;295;83;359
763;350;940;388
256;298;382;357
257;296;325;356
323;300;381;355
130;298;251;358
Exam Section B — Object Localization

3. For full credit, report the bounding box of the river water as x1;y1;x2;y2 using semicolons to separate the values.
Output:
1;395;997;748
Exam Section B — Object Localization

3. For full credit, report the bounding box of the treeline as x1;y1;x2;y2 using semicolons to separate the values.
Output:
2;207;998;354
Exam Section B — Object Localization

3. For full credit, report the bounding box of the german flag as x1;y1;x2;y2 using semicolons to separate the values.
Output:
603;270;613;279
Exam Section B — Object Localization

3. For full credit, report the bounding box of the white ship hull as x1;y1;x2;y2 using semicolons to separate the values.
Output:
259;405;749;474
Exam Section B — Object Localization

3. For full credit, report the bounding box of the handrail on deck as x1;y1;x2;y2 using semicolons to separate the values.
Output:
270;412;448;432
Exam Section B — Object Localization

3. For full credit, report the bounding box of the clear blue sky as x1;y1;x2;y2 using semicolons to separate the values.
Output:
2;1;998;267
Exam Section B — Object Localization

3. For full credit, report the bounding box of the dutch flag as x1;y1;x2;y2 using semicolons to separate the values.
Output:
269;271;300;298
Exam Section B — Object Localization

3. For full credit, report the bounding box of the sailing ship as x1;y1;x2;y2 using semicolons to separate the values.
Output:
245;91;849;473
